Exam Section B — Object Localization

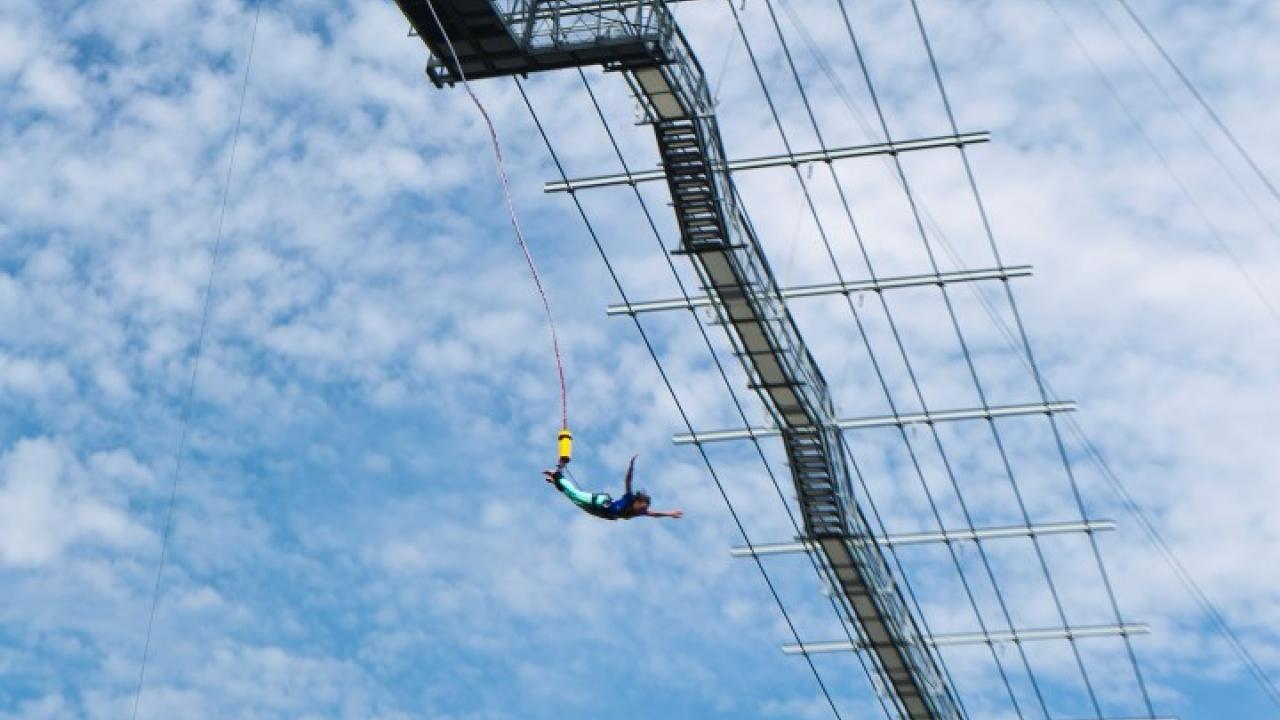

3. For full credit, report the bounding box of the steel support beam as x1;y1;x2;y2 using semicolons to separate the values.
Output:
674;401;1078;445
544;132;991;193
730;520;1117;557
782;624;1151;655
606;265;1032;316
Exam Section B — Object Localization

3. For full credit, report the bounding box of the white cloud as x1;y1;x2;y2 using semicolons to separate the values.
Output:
18;56;85;113
0;437;149;567
0;353;73;399
0;0;1276;717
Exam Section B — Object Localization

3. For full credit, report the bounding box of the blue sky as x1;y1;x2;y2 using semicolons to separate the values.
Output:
0;0;1277;718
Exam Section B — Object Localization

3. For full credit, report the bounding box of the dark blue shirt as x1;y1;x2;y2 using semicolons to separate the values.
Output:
605;492;641;518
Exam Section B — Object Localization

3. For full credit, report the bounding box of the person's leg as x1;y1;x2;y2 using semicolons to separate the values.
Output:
554;474;598;511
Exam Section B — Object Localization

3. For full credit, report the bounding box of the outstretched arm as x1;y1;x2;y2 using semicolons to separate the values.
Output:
623;454;637;494
643;508;684;519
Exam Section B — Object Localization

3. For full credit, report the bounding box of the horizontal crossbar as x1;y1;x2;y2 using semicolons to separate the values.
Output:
1049;712;1177;717
730;520;1116;557
782;623;1150;655
606;265;1032;316
544;131;991;192
673;401;1078;444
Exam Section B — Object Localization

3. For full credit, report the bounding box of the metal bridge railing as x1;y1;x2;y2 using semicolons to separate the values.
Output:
508;0;669;53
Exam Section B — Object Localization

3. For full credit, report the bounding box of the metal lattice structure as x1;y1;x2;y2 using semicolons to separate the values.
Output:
392;1;1162;718
401;0;674;85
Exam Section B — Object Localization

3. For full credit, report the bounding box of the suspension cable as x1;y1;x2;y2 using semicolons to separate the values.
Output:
1084;0;1280;246
1042;0;1280;326
780;0;1277;711
909;0;1162;713
814;0;1120;712
724;1;1030;714
131;3;263;718
1115;0;1280;211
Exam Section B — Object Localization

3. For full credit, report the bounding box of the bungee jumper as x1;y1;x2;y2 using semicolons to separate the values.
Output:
544;454;684;520
412;3;666;519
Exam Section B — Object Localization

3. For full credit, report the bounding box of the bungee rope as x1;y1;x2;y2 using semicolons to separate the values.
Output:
421;0;571;458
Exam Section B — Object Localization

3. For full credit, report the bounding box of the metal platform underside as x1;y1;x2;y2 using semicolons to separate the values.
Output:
396;0;670;84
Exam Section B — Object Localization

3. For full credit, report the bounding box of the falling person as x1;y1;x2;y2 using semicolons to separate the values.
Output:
544;455;683;520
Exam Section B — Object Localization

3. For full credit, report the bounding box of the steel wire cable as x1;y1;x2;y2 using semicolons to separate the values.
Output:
723;1;1053;715
938;218;1280;711
719;2;1015;714
1041;0;1280;326
712;9;986;716
767;4;1270;702
1115;0;1280;211
803;0;1157;714
513;77;850;720
808;0;1139;711
777;0;1166;714
675;0;1167;707
770;0;1021;313
130;3;263;718
779;0;1276;710
861;71;1280;713
914;165;1280;714
888;136;1280;710
747;0;1182;714
906;0;1160;715
1067;416;1280;709
765;8;1066;715
731;186;978;720
1084;0;1280;245
751;10;1074;706
573;67;902;720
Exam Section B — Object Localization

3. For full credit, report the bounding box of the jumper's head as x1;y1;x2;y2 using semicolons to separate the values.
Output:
631;491;652;514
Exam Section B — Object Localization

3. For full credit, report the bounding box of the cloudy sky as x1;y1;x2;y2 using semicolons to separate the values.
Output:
0;0;1277;718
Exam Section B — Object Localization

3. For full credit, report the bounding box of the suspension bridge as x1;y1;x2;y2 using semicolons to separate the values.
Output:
388;1;1175;718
